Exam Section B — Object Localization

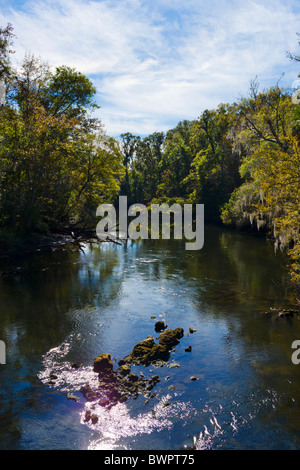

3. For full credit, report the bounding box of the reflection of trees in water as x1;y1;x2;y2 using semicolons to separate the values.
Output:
0;245;124;354
218;228;290;299
0;243;125;448
183;225;293;310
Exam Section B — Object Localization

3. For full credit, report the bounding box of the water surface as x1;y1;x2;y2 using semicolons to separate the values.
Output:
0;225;300;450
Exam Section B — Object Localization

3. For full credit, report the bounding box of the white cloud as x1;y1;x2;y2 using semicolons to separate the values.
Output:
0;0;300;136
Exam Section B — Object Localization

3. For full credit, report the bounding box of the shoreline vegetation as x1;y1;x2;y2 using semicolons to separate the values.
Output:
1;24;300;290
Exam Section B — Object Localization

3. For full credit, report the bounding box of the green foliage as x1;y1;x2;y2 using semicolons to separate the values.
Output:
0;27;124;235
0;23;14;83
118;70;300;288
122;109;242;222
41;65;99;120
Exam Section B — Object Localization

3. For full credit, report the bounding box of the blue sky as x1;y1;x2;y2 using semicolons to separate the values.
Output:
0;0;300;137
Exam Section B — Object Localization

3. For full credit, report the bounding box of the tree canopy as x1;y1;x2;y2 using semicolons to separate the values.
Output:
0;25;124;236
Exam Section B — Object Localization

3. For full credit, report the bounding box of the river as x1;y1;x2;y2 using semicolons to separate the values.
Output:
0;224;300;450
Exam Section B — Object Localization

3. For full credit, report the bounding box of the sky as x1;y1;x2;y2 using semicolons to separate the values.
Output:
0;0;300;137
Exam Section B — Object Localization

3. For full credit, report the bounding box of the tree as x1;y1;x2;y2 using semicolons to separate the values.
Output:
0;42;124;235
183;105;242;220
120;132;140;201
41;65;99;121
0;23;15;83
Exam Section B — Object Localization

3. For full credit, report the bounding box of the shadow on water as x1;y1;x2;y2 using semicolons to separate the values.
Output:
0;225;300;449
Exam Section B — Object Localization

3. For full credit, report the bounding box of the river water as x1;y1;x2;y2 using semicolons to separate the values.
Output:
0;224;300;450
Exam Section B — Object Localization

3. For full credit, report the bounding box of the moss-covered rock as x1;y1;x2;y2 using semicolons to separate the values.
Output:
119;336;155;366
117;364;131;376
80;383;98;402
158;328;184;348
93;353;113;374
80;326;185;412
119;328;184;366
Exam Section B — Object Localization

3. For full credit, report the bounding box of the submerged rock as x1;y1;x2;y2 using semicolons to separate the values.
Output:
67;393;80;402
277;309;297;318
265;307;299;319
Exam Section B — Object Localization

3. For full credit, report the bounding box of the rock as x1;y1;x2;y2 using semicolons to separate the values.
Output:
168;362;180;368
98;369;118;384
79;327;185;411
98;397;111;407
91;414;98;424
155;320;167;332
189;328;197;334
190;376;198;381
80;383;98;402
117;364;131;377
147;343;170;364
162;401;171;407
67;393;80;402
150;375;160;384
127;373;139;383
158;328;184;348
277;309;297;318
185;346;192;352
84;410;92;422
120;336;155;365
119;328;184;367
120;336;169;366
265;307;299;319
93;353;113;374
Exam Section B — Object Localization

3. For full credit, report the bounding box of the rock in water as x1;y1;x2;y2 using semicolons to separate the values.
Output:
119;328;184;366
158;328;184;348
277;309;297;318
154;321;167;332
93;353;113;374
79;327;185;413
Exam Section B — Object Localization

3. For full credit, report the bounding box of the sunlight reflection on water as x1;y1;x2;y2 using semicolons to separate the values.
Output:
38;335;196;450
83;396;194;450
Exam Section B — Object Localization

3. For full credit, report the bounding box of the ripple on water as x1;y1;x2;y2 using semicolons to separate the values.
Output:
38;335;285;450
84;396;194;450
38;339;196;449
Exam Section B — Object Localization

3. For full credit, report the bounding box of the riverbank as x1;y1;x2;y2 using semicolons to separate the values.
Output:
0;229;99;261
